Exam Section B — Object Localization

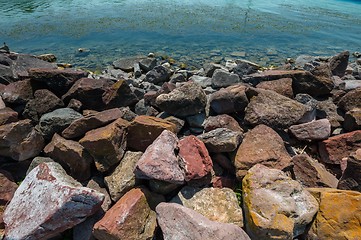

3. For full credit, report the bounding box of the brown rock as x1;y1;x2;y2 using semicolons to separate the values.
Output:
329;51;349;77
0;79;33;104
338;88;361;112
0;108;18;125
44;134;93;181
256;77;293;98
93;188;157;240
0;96;5;109
234;124;292;179
0;171;17;205
179;136;213;182
102;80;138;108
338;149;361;191
209;84;249;114
203;114;242;132
79;118;128;172
289;119;331;141
127;115;177;152
316;98;344;128
319;130;361;165
343;108;361;132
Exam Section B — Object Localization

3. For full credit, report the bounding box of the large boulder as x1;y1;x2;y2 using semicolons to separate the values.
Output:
3;162;104;240
209;84;249;114
242;164;319;239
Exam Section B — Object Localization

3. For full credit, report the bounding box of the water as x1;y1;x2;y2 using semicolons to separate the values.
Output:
0;0;360;69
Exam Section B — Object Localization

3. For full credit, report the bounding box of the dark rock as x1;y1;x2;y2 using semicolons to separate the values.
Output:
66;98;82;112
0;79;33;105
338;88;361;112
203;63;223;77
186;112;206;128
198;128;242;153
338;149;361;191
0;108;18;125
203;114;242;132
289;119;331;141
102;80;138;108
329;51;349;77
211;69;240;88
317;98;344;128
344;108;361;131
189;75;212;88
139;57;157;72
209;84;249;114
145;65;172;85
256;77;293;98
232;59;260;77
113;57;144;72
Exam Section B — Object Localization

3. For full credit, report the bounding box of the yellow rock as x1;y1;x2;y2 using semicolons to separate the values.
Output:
307;188;361;240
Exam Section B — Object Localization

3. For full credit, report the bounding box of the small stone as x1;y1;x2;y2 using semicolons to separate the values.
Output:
211;69;240;88
203;114;242;132
289;119;331;141
198;128;242;153
209;84;249;114
66;98;83;111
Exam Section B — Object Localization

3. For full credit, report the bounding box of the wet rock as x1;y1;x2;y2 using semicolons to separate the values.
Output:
338;149;361;191
127;115;177;151
234;124;292;179
211;69;240;88
171;186;244;227
242;164;319;239
245;88;307;129
319;130;361;165
198;128;242;153
256;77;293;98
139;57;157;72
0;79;33;105
156;202;250;240
102;80;138;108
93;188;157;240
29;68;87;96
104;151;143;202
289;119;331;141
0;120;44;161
338;88;361;112
203;114;242;132
23;89;64;122
329;50;349;77
38;108;83;140
79;118;128;172
292;154;338;188
0;108;18;125
344;108;361;132
62;108;124;139
178;136;213;182
44;134;93;181
307;188;361;240
145;65;172;84
113;57;144;72
26;157;54;175
135;130;185;184
156;82;207;117
209;84;249;114
3;162;104;240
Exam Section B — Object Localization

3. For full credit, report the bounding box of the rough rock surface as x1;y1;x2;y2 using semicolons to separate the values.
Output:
0;108;18;125
211;69;240;88
3;162;104;240
256;77;293;98
242;164;319;239
101;79;138;109
171;186;244;227
338;88;361;112
198;128;242;153
234;124;292;179
289;119;331;141
156;202;251;240
343;108;361;132
338;149;361;191
0;79;33;104
329;50;349;77
203;114;242;132
209;84;249;114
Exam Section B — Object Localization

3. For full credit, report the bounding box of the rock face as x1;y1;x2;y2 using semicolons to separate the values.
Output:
307;188;361;240
198;128;242;153
79;118;128;172
242;164;319;239
171;186;244;227
209;84;249;114
245;88;307;129
155;82;207;117
156;202;251;240
0;120;44;161
3;162;104;240
93;188;157;240
289;119;331;141
234;124;292;179
211;69;240;88
338;149;361;191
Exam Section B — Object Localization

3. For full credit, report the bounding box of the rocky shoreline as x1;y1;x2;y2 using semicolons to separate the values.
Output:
1;49;361;240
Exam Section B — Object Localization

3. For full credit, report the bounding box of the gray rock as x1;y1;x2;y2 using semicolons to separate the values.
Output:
289;119;331;141
211;69;240;88
26;157;54;175
186;112;206;128
329;51;349;77
189;75;212;88
344;108;361;132
139;57;157;72
203;63;224;77
112;57;144;72
317;98;344;128
145;65;172;85
198;128;242;152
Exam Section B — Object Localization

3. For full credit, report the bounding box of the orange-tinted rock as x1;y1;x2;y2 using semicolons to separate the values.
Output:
127;115;176;152
179;136;213;182
289;119;331;141
234;124;292;179
0;108;18;125
256;77;293;98
203;114;243;132
93;188;157;240
79;118;128;172
338;149;361;191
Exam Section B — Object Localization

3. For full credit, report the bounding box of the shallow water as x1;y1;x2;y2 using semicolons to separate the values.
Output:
0;0;360;69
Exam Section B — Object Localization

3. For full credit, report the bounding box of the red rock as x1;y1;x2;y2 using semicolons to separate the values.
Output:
93;188;157;240
179;135;213;182
289;119;331;141
0;108;18;125
203;114;243;132
256;77;293;98
0;79;33;104
319;130;361;165
102;79;138;108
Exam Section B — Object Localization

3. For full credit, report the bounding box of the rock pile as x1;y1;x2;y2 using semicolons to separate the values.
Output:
1;50;361;239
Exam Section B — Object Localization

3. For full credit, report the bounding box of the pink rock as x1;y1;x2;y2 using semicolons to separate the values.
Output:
3;162;104;240
179;135;213;182
289;119;331;141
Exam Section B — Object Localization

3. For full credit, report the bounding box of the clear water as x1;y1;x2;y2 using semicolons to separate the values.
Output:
0;0;360;69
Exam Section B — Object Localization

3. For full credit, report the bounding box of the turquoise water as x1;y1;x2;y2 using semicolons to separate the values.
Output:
0;0;361;69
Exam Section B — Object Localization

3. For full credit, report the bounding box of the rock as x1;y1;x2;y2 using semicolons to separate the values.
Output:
0;120;44;161
203;63;224;77
44;134;93;181
0;96;5;109
135;130;185;184
319;130;361;165
145;65;172;84
36;53;57;63
292;154;338;188
79;118;128;172
156;82;207;117
198;128;242;153
127;115;177;151
211;69;240;88
186;112;206;128
256;77;293;98
342;80;361;91
242;164;319;239
343;108;361;132
113;57;144;72
73;211;103;240
29;68;87;96
93;188;157;240
139;57;157;72
338;149;361;191
232;59;260;78
3;162;104;240
38;108;83;140
0;108;18;125
102;80;138;108
234;124;292;179
338;88;361;112
0;171;17;205
189;75;212;88
67;98;83;111
0;79;33;105
209;84;249;114
164;116;185;133
171;186;244;227
26;157;54;175
104;151;143;202
315;98;344;128
156;202;250;240
289;119;331;141
62;108;124;139
203;114;242;132
307;188;361;240
23;89;64;122
329;51;349;77
245;88;307;129
149;180;180;195
178;136;213;182
86;178;112;212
